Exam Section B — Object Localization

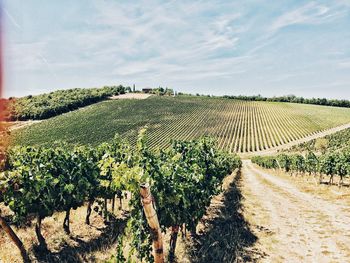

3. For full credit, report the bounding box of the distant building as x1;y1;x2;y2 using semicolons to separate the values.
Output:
142;88;153;93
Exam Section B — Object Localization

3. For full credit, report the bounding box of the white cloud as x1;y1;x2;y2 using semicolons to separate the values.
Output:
270;2;343;32
337;59;350;68
3;7;22;30
3;0;350;99
5;42;47;70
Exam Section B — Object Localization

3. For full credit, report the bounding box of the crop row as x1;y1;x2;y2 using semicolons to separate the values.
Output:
12;96;350;153
252;149;350;186
134;98;350;153
0;130;241;261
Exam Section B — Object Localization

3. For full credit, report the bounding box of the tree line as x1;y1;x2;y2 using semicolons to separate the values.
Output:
223;94;350;108
149;87;174;96
2;85;130;121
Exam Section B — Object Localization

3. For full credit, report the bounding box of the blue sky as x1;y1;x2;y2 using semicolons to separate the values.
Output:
2;0;350;99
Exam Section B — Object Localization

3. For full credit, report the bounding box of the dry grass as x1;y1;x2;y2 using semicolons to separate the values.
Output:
0;198;129;263
109;93;152;100
173;170;264;263
257;166;350;206
3;121;42;132
241;161;350;262
239;171;277;260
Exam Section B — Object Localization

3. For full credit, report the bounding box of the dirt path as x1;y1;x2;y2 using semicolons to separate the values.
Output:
109;93;152;100
240;122;350;158
241;160;350;263
5;120;42;132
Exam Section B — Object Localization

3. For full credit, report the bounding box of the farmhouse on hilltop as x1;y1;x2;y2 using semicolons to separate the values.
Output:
142;88;153;93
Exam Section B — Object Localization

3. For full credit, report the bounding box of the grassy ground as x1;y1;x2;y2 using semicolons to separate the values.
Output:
11;96;350;153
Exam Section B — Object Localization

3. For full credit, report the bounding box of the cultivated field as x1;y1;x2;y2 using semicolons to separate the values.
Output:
3;94;350;262
12;96;350;153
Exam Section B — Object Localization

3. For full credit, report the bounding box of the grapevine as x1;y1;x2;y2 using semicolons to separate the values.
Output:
0;129;241;262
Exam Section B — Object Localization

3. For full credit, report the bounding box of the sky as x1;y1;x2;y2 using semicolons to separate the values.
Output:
2;0;350;99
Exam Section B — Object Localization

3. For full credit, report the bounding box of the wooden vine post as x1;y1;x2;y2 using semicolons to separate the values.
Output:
0;212;30;262
140;183;164;263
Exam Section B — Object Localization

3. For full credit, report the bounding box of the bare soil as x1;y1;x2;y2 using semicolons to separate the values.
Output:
3;121;42;132
241;160;350;263
177;170;264;263
0;199;130;263
109;93;152;100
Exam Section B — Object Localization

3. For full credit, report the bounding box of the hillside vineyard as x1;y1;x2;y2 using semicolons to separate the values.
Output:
142;99;350;152
13;96;350;153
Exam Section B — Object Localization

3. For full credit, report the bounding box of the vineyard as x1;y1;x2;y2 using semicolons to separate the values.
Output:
3;93;350;262
252;148;350;186
3;95;350;262
0;130;241;262
287;127;350;153
2;0;350;259
12;96;350;153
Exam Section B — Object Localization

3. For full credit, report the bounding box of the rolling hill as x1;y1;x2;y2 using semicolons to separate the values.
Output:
11;95;350;153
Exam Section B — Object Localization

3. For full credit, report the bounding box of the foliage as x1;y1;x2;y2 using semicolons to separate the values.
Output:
252;149;350;182
223;94;350;109
11;96;350;154
150;86;174;96
0;130;241;261
251;156;278;169
305;151;318;174
1;145;99;223
288;128;350;153
5;85;128;121
314;138;329;153
110;130;241;260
